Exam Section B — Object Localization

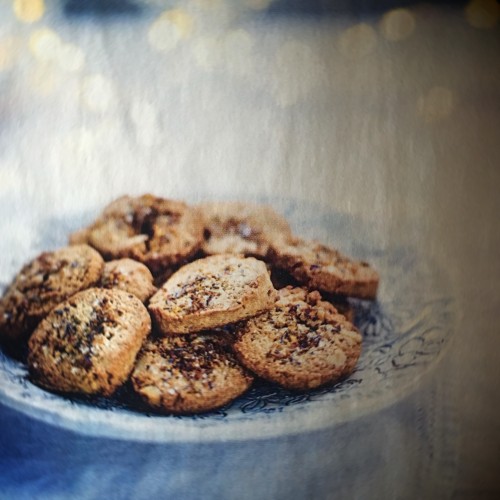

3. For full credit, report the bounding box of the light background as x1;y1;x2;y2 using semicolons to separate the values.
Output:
0;1;499;498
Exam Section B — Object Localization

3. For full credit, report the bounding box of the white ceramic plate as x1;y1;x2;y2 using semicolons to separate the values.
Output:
0;200;455;442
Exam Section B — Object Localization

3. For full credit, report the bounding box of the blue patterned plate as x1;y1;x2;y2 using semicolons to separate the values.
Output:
0;200;455;442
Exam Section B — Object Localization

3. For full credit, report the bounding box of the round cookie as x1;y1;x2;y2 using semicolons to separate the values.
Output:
101;258;157;303
131;332;253;414
28;288;151;396
71;195;204;274
199;201;292;258
0;245;104;344
149;254;277;335
268;238;379;300
233;286;362;390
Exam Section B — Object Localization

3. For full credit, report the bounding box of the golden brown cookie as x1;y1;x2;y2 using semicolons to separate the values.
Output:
0;245;104;344
233;286;362;390
268;238;379;300
28;288;151;397
101;258;157;303
328;296;355;323
199;201;292;258
149;254;277;335
131;332;253;414
267;265;359;318
70;195;204;274
68;227;90;245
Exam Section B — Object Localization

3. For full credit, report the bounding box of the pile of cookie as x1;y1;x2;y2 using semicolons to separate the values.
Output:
0;195;379;414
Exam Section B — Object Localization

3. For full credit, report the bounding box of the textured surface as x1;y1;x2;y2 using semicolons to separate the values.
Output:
74;194;204;273
28;287;151;396
199;200;292;257
233;287;362;390
0;244;104;343
268;238;379;299
149;254;276;334
101;259;157;303
132;332;254;413
0;0;499;498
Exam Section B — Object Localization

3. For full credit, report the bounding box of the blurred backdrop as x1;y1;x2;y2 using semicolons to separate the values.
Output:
0;1;499;498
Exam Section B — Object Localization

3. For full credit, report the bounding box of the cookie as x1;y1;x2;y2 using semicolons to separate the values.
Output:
68;227;90;245
0;245;104;344
101;258;157;303
28;288;151;396
328;296;355;324
233;286;362;390
267;266;358;319
199;201;292;258
131;332;253;414
149;254;277;335
70;195;204;274
268;238;379;300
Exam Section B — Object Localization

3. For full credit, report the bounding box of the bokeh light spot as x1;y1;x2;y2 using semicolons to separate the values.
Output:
166;9;194;36
192;36;221;70
29;28;61;62
465;0;499;29
81;75;116;113
339;23;377;59
13;0;45;23
380;8;416;41
192;30;254;75
29;29;85;72
148;9;194;53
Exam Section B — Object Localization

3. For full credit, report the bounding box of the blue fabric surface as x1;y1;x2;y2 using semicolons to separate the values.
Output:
0;376;457;500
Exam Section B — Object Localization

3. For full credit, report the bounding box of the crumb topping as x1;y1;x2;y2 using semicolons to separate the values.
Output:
138;335;239;384
42;296;119;370
86;195;202;271
158;260;259;314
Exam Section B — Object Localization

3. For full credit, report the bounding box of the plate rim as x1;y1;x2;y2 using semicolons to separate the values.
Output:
0;335;455;443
